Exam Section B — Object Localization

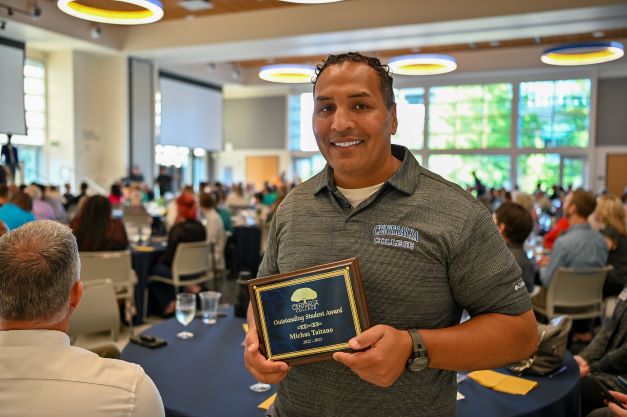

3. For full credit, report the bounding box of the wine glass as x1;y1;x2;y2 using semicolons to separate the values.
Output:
175;293;196;339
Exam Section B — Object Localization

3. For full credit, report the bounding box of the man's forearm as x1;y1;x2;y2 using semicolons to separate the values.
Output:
421;309;537;371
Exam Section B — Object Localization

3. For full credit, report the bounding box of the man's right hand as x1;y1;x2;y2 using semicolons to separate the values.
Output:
244;327;289;384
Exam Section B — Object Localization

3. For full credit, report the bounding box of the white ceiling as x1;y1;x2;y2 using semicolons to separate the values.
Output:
1;0;626;87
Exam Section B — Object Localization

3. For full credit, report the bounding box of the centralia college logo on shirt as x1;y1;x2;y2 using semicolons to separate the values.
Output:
372;224;419;250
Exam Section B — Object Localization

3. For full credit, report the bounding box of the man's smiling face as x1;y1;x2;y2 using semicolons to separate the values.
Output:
312;61;398;188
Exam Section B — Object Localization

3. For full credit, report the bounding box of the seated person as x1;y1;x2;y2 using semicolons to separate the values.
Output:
494;202;535;293
543;217;570;250
224;183;249;210
575;290;627;417
593;194;627;297
538;189;608;288
199;192;226;271
535;189;608;340
0;220;164;417
0;191;36;231
150;193;206;316
123;186;151;225
70;195;128;251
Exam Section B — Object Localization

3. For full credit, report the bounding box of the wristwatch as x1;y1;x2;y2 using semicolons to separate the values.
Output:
406;329;430;372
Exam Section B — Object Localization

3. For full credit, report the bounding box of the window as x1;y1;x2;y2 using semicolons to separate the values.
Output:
287;77;592;192
428;154;511;190
518;79;591;149
393;88;424;149
428;83;512;150
562;156;586;189
293;154;326;182
516;154;586;193
288;93;317;151
0;59;46;184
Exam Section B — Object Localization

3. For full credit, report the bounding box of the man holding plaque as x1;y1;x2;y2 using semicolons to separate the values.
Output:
245;52;537;417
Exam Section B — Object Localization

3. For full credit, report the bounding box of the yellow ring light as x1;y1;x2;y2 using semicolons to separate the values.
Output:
57;0;164;25
388;54;457;75
259;64;316;84
541;42;624;66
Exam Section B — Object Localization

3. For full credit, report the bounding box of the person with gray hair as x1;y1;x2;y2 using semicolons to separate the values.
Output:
0;220;164;417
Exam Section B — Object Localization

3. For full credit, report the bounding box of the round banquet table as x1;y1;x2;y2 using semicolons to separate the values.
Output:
457;352;581;417
122;310;580;417
121;306;272;417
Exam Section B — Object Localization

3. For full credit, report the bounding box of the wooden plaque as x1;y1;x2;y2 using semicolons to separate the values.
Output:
248;258;370;365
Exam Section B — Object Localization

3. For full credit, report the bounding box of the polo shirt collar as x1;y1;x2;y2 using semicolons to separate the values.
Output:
0;329;70;347
313;145;420;196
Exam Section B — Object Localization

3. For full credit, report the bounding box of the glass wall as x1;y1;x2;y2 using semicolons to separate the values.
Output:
288;78;591;193
429;83;512;150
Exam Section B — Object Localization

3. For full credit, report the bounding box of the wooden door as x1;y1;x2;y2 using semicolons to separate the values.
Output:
606;154;627;196
246;156;279;191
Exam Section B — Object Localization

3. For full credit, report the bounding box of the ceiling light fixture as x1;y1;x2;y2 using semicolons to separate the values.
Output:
541;41;624;66
57;0;164;25
388;54;457;76
258;64;316;84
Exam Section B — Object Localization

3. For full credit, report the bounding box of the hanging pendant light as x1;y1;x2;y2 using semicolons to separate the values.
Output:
258;64;316;84
57;0;164;25
541;41;624;66
388;54;457;75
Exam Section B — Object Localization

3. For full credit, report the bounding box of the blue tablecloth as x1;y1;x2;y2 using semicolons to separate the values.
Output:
123;310;580;417
457;353;580;417
121;307;271;417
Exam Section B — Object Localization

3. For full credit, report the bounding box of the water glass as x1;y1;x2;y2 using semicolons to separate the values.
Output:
126;224;140;244
175;293;196;339
140;224;151;243
199;291;222;324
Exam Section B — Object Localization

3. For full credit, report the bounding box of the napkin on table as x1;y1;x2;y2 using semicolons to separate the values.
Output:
468;370;538;395
258;393;276;410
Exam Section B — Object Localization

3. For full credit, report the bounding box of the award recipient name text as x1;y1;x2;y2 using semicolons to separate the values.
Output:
272;306;343;326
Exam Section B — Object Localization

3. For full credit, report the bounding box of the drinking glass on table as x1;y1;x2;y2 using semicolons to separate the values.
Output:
140;224;151;243
175;293;196;339
126;224;140;245
199;291;221;324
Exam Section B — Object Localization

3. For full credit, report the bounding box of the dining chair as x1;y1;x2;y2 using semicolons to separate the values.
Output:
79;250;137;334
69;279;120;342
533;266;613;321
144;241;213;319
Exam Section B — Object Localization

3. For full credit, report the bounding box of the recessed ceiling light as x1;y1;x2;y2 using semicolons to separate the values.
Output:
541;41;624;66
258;64;316;84
388;54;457;76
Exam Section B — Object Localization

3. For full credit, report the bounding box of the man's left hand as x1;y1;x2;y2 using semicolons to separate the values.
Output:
333;325;413;387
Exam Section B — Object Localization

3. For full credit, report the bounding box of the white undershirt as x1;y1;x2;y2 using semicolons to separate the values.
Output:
337;182;385;208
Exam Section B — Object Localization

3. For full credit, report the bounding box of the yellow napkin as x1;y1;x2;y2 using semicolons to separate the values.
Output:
258;393;276;410
468;370;538;395
242;323;249;334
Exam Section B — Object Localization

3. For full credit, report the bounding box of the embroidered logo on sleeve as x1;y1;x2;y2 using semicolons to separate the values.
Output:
372;224;419;250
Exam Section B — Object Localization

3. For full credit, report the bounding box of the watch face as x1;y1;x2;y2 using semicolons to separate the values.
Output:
409;356;429;372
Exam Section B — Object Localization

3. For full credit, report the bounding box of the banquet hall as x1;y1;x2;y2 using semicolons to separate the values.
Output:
0;1;626;416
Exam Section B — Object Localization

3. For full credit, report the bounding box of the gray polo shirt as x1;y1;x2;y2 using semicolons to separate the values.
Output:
259;145;532;417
